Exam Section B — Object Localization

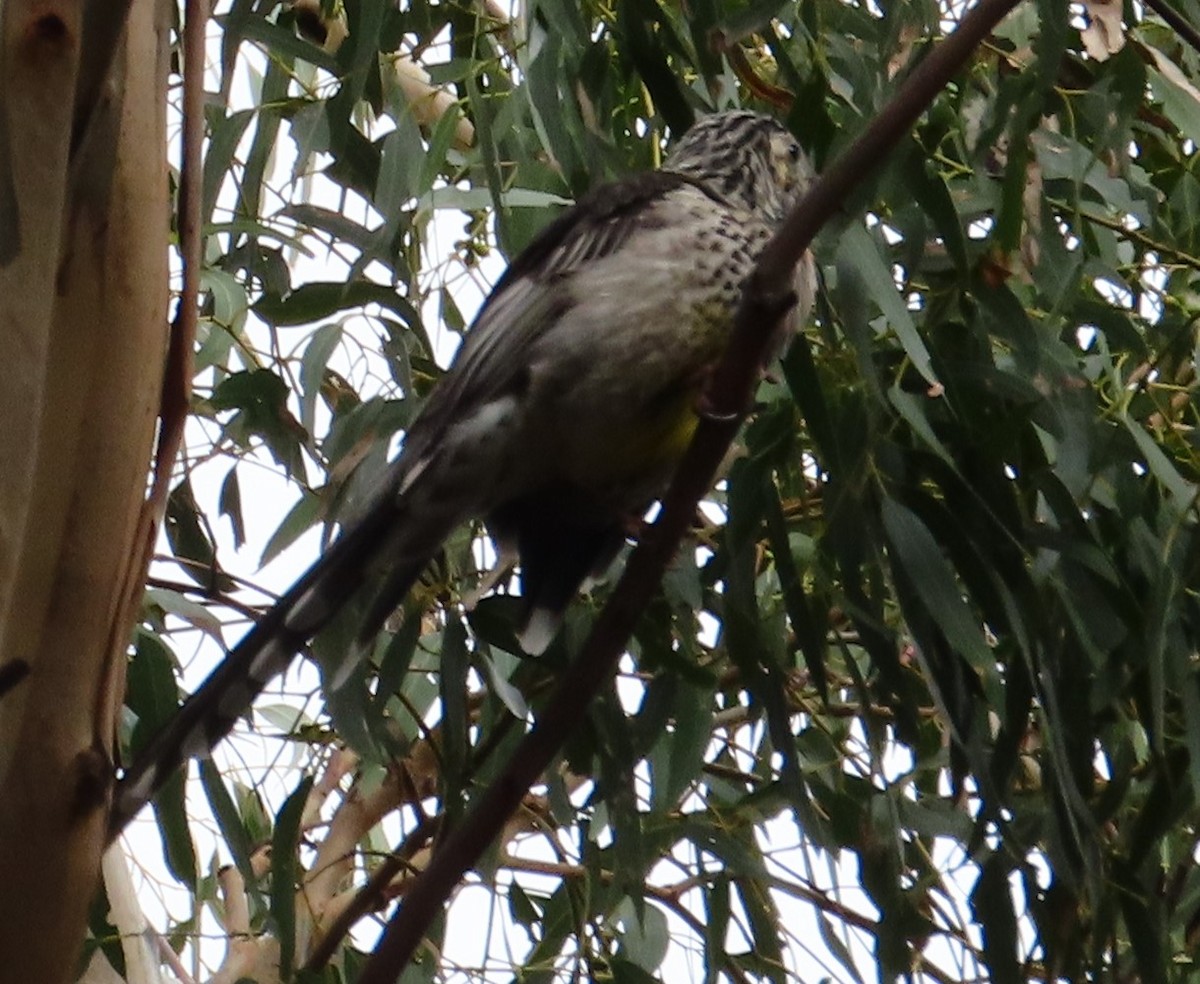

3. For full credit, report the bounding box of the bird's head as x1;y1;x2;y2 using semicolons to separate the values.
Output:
664;110;812;224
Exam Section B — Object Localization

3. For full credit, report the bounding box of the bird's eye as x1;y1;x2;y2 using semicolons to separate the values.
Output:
788;141;802;162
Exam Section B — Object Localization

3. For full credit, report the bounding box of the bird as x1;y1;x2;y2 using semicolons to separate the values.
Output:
108;109;816;840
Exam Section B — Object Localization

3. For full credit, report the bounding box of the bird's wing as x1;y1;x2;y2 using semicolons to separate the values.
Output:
396;169;698;468
108;168;705;842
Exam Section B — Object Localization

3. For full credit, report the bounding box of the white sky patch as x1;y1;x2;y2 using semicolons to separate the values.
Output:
968;216;993;240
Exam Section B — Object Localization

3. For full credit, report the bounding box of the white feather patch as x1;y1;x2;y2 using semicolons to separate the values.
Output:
517;607;560;656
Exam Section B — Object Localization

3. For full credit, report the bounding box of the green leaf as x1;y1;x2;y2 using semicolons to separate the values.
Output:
614;897;669;972
703;875;732;981
1122;416;1198;517
126;630;183;749
817;913;866;984
202;109;253;223
238;14;341;72
219;467;246;550
253;280;421;329
520;878;588;974
145;588;224;642
836;221;937;385
375;110;424;218
1148;65;1200;146
904;147;969;275
418;185;572;213
260;490;323;567
881;497;992;671
271;776;313;981
732;870;785;983
524;33;584;187
298;323;344;438
763;482;829;699
439;614;470;823
717;0;794;41
659;681;713;809
616;0;693;135
239;58;290;224
507;882;544;935
151;767;197;888
887;384;954;465
1113;859;1168;984
86;880;126;977
279;204;375;255
209;369;305;474
971;853;1020;984
199;760;261;902
610;958;660;984
417;100;466;194
164;479;235;592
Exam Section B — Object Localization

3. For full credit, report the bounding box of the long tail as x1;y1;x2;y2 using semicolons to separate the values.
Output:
107;481;457;843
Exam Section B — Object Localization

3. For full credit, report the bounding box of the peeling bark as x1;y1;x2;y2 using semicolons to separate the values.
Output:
0;0;168;979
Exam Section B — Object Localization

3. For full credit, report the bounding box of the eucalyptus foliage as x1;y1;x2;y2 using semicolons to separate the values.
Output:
115;1;1200;981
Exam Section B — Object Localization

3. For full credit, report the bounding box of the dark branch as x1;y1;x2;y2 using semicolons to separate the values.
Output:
156;0;204;515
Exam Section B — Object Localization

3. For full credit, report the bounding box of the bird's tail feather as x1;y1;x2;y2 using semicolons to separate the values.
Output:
107;486;458;843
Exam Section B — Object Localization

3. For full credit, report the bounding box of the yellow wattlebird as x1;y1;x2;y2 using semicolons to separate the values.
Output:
109;109;816;839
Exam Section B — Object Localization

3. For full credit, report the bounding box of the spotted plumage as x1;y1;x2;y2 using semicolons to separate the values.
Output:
108;110;816;840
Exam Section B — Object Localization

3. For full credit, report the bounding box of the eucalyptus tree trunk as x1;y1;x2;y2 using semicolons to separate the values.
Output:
0;0;168;979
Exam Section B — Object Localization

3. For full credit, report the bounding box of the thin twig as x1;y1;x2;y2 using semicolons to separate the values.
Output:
155;554;280;600
154;930;196;984
711;30;794;109
1057;198;1200;273
144;576;265;622
156;0;203;537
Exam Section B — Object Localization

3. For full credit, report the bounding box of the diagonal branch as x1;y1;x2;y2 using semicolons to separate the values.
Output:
355;0;1026;979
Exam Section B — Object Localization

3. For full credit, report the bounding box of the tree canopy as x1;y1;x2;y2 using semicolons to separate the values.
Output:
82;0;1200;981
